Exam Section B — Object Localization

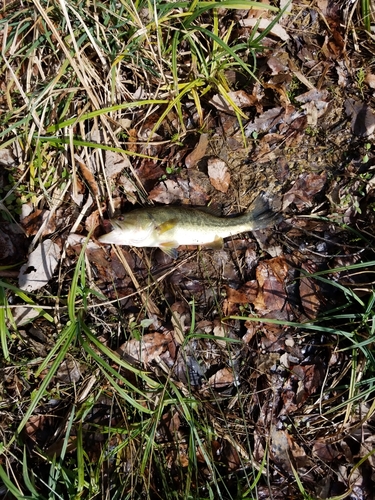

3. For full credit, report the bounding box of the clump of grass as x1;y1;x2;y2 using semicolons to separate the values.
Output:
1;0;282;222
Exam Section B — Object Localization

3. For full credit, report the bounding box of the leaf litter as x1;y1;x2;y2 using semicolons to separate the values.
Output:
2;1;375;498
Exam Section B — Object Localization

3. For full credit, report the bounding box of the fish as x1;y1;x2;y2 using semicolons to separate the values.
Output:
98;195;277;258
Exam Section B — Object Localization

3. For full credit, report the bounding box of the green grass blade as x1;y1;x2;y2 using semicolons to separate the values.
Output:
0;286;10;361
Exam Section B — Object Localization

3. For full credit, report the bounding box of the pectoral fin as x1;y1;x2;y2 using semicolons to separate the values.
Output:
159;242;179;259
202;236;224;250
156;219;178;235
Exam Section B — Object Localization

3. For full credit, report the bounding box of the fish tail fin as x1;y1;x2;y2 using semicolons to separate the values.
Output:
248;194;280;230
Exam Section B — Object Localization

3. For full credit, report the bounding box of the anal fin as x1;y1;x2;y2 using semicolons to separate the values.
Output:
159;242;179;259
202;235;224;250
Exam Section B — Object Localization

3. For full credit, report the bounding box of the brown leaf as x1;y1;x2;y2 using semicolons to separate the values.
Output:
365;72;375;89
148;179;190;204
74;155;99;196
186;170;212;205
345;99;375;137
253;257;290;317
0;148;16;167
292;364;324;405
224;282;258;315
185;133;209;168
171;301;190;344
245;107;285;137
24;415;48;443
56;358;82;383
283;172;327;210
22;209;56;237
85;209;102;233
270;428;292;471
208;367;234;388
299;261;323;319
210;90;257;112
313;440;341;462
207;158;230;193
267;53;289;75
213;320;228;348
221;439;241;470
135;159;164;190
118;332;175;366
19;239;61;292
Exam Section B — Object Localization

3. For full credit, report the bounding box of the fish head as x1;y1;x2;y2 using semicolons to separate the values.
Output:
98;212;155;246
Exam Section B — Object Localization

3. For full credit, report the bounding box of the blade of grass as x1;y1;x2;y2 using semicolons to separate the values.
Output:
0;286;10;361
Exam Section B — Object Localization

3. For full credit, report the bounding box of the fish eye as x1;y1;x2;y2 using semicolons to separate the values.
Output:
117;215;124;221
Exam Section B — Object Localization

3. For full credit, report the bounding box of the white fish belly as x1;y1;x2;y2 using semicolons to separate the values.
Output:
166;226;234;246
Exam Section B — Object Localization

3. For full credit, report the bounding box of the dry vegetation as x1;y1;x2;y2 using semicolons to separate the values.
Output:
1;0;375;499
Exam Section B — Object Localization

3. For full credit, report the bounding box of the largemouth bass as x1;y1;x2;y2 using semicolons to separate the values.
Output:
98;196;276;258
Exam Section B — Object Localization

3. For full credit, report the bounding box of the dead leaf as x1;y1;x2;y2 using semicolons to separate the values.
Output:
208;367;234;388
24;415;48;442
85;209;102;233
221;439;241;471
171;302;190;344
207;158;230;193
267;53;289;75
365;72;375;89
0;222;28;265
299;261;323;319
270;428;292;471
185;133;209;168
224;282;258;315
240;18;289;41
210;90;256;113
12;307;40;326
213;320;228;348
19;239;61;292
118;175;138;204
245;107;285;136
118;332;175;366
283;172;327;210
173;349;204;386
74;154;99;196
253;257;291;317
105;151;132;178
292;364;324;404
0;148;16;167
57;358;82;383
313;440;341;462
345;99;375;137
148;179;190;204
21;210;56;237
186;170;212;205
